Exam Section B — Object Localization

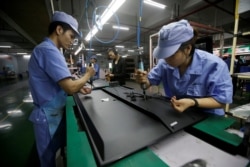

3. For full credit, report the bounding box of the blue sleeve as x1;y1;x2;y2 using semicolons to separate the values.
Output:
38;48;71;82
208;61;233;104
148;59;164;85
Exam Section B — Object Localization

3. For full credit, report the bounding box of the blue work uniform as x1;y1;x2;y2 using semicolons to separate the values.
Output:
81;63;99;80
93;63;100;80
28;37;71;167
148;49;233;115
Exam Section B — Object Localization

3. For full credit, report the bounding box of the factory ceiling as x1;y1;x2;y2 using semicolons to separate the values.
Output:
0;0;249;57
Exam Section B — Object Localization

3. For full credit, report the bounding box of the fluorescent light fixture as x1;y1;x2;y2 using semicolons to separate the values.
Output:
23;55;31;58
112;25;129;30
100;0;126;26
115;45;124;48
85;48;95;51
0;54;9;58
96;53;102;56
85;26;98;41
74;43;84;55
85;0;126;41
0;45;11;48
17;53;27;55
128;50;135;52
144;0;166;9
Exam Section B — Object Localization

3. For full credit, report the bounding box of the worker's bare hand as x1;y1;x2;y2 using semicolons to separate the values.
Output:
134;69;150;88
105;73;114;77
105;73;114;81
85;66;96;77
79;86;92;95
105;74;110;81
170;96;193;113
134;69;148;84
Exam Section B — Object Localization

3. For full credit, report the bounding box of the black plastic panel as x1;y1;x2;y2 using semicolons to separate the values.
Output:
73;90;170;166
86;79;109;90
102;86;208;133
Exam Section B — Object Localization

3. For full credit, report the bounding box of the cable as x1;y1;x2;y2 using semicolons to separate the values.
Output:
93;6;120;44
84;1;121;44
137;0;143;48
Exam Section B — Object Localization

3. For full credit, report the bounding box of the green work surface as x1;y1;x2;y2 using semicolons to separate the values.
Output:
66;96;168;167
66;96;96;167
193;115;242;146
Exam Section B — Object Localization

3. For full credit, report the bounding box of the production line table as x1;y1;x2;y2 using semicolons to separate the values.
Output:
230;72;250;120
66;86;249;167
233;72;250;80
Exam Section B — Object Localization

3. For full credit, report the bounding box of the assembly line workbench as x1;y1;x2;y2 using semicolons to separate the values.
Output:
230;72;250;120
232;72;250;80
66;96;249;167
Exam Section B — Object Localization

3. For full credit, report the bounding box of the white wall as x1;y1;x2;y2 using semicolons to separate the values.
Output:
0;54;29;77
0;54;18;73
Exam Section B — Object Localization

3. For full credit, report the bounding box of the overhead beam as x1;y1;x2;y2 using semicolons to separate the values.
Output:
0;10;37;46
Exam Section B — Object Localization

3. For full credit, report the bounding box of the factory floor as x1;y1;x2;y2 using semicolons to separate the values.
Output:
0;77;248;167
0;77;64;167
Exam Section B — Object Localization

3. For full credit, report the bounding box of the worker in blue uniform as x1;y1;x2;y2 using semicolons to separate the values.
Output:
135;19;233;116
28;11;95;167
90;55;100;80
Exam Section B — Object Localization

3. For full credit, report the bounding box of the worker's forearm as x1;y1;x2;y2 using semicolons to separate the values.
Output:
72;73;91;92
59;73;91;94
195;97;225;109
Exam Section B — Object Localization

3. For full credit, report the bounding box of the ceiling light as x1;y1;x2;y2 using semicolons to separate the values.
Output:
85;48;95;51
17;53;27;55
115;45;124;48
74;42;85;55
100;0;126;26
85;26;98;41
0;45;11;48
85;0;126;41
23;55;31;58
0;54;9;58
112;25;129;30
128;50;135;52
144;0;166;9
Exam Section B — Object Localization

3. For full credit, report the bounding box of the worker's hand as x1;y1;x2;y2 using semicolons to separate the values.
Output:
170;96;194;113
105;73;114;81
79;86;92;95
105;74;110;81
134;69;150;87
85;66;95;77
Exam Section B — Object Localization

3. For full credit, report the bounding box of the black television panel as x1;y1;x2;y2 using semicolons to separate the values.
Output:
102;86;208;133
73;90;170;166
86;79;109;90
